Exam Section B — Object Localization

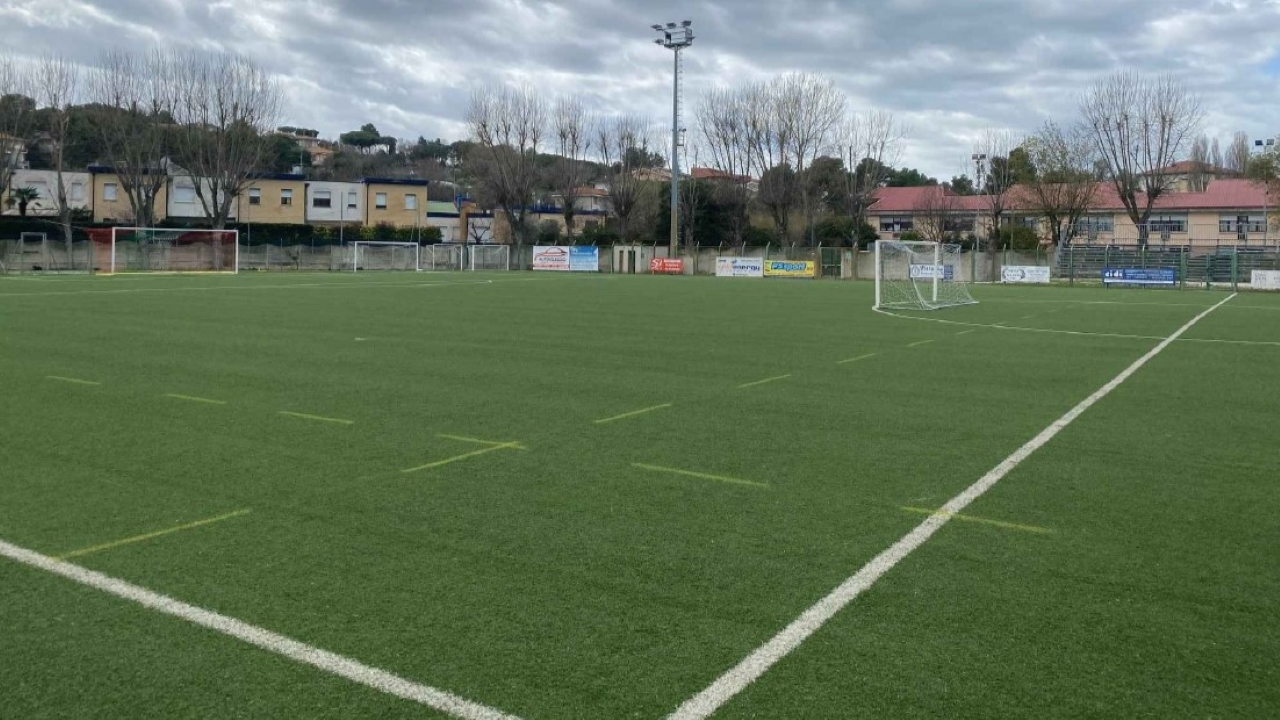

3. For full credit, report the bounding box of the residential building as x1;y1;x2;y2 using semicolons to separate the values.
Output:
363;178;430;230
0;132;27;172
548;186;612;214
304;181;362;225
236;174;307;225
89;167;170;225
424;200;463;243
1;169;91;217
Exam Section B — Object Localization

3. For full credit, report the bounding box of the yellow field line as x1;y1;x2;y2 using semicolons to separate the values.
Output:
437;434;527;450
165;393;227;405
279;411;354;425
632;463;769;489
46;376;100;386
402;442;523;473
837;353;878;365
907;339;936;348
57;509;252;561
737;374;792;389
899;506;1052;535
594;403;674;424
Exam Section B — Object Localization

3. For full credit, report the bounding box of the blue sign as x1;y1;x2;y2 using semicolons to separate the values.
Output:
1102;267;1177;286
569;246;599;272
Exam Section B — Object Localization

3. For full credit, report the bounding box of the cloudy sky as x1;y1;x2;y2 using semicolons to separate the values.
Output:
3;0;1280;178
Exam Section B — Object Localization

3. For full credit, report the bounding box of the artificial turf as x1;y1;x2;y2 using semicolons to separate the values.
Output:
1;271;1277;718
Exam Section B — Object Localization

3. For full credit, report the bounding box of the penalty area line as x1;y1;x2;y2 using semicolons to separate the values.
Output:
0;539;521;720
666;293;1237;720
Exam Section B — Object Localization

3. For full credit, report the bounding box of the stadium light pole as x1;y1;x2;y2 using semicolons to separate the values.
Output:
653;20;694;258
1255;138;1276;244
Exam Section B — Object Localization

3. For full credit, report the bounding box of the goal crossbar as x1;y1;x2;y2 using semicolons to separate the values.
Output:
109;227;239;274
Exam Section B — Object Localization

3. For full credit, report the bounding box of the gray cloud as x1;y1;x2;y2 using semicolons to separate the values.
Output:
3;0;1279;178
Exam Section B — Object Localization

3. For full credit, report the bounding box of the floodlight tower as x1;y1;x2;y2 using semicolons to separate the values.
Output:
653;20;694;256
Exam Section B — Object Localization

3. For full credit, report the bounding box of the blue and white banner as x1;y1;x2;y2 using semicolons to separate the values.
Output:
1001;266;1051;284
1101;267;1176;286
715;257;764;278
1251;270;1280;290
569;246;599;272
909;264;955;280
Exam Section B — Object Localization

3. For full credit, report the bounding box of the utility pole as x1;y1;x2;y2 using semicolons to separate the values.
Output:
653;20;694;257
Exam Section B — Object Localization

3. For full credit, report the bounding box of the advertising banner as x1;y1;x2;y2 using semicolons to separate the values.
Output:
1000;266;1051;284
909;264;955;280
763;260;816;278
532;246;570;271
569;246;599;272
650;257;685;274
715;257;765;278
1251;270;1280;290
1102;267;1177;286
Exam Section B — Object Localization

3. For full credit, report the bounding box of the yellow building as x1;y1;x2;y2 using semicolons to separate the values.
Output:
235;174;307;225
362;178;431;229
89;167;169;225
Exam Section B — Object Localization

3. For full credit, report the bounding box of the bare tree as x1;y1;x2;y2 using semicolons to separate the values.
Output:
1210;136;1223;171
742;80;794;242
1021;120;1100;246
975;128;1019;242
912;185;959;243
1080;70;1203;245
596;113;656;241
1188;134;1209;191
697;86;753;244
839;110;907;228
33;54;80;250
551;95;592;240
773;72;846;245
1226;131;1251;174
465;85;547;246
87;49;176;228
0;52;35;201
170;49;282;234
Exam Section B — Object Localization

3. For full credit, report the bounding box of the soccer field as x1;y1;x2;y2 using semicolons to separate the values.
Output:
2;272;1278;718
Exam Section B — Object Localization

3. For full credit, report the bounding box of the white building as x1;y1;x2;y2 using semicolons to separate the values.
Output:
1;168;92;217
304;181;363;224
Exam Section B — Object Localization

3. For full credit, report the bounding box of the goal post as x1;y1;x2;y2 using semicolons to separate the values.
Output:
874;239;977;311
351;241;421;272
109;227;239;274
426;243;464;271
469;244;510;271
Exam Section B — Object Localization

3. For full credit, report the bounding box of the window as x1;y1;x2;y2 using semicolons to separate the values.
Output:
879;216;913;233
405;193;417;211
248;188;261;205
346;191;357;209
1147;214;1187;234
281;188;293;206
103;183;118;201
173;185;196;204
943;215;975;232
70;182;86;202
1218;214;1265;234
375;192;388;209
312;190;332;208
1073;216;1114;235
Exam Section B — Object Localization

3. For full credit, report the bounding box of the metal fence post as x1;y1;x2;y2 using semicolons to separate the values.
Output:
1231;246;1239;291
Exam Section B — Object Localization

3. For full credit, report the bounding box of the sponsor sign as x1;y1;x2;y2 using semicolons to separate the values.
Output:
1101;267;1177;286
532;246;570;271
763;260;816;278
909;264;955;280
569;246;599;272
1251;270;1280;290
715;257;764;278
1001;266;1051;284
650;257;685;274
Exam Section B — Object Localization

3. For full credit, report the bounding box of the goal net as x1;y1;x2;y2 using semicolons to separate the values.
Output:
426;243;464;271
352;241;420;272
110;227;238;274
469;244;510;271
874;240;977;310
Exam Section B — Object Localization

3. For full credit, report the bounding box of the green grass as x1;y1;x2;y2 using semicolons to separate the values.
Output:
2;272;1278;718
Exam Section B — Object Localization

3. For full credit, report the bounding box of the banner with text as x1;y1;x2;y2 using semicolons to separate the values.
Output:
569;246;599;272
650;257;685;274
909;263;955;280
1252;269;1280;290
532;246;570;271
715;257;764;278
1001;266;1051;284
764;260;816;278
1102;267;1177;286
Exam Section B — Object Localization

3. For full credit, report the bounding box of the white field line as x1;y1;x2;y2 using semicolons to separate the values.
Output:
0;278;509;299
667;294;1236;720
0;539;521;720
873;307;1280;348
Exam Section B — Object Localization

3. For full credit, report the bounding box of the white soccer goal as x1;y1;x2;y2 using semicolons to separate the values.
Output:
110;227;239;274
426;243;464;271
874;240;977;310
469;244;510;271
352;241;421;272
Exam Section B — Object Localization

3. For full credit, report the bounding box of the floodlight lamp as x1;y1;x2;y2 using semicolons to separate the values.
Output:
652;24;662;30
682;20;692;26
667;22;676;28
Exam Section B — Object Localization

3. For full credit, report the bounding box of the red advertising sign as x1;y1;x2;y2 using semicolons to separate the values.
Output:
650;258;685;275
